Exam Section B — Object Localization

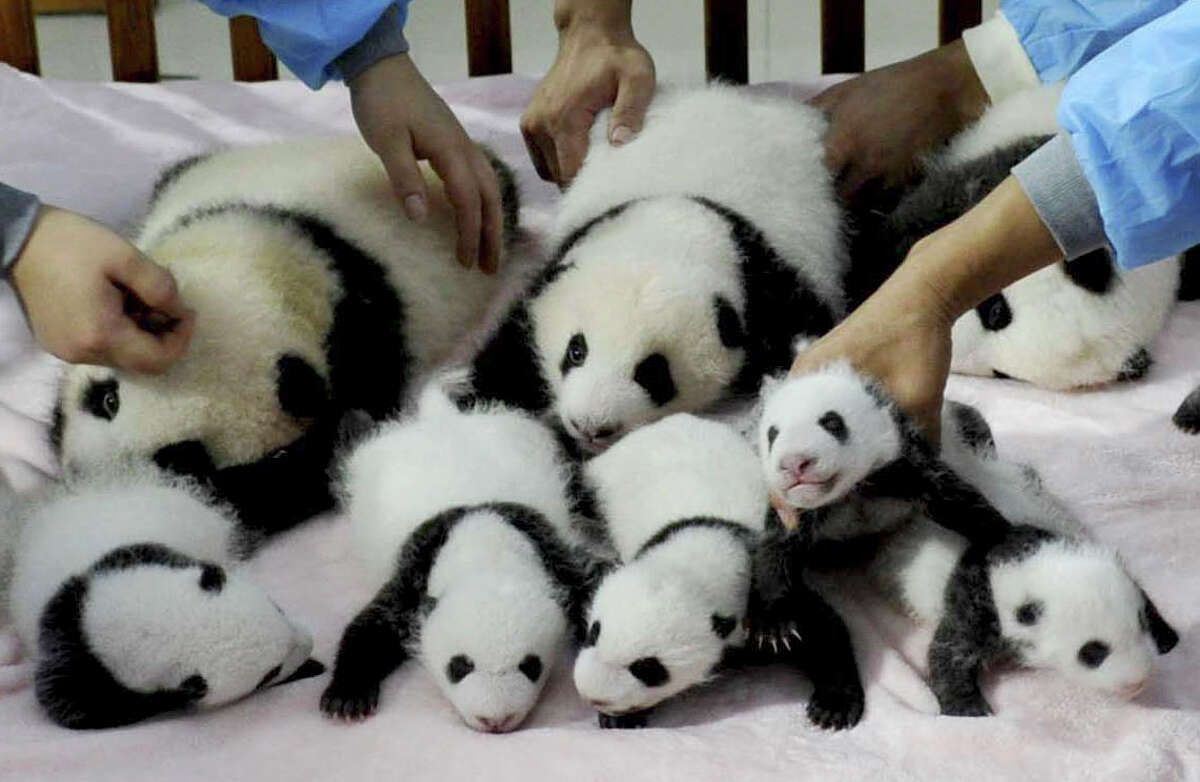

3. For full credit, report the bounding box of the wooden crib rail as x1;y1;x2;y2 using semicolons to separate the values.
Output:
0;0;984;84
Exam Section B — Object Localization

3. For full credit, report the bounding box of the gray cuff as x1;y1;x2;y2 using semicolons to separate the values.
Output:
0;183;41;278
334;4;410;84
1011;133;1108;260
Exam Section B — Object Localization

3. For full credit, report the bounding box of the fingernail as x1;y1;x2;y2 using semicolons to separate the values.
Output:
404;194;427;221
610;126;634;146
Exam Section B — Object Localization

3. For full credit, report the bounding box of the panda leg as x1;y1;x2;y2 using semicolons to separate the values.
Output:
928;619;992;717
598;709;652;729
919;461;1011;544
789;586;865;730
320;589;411;721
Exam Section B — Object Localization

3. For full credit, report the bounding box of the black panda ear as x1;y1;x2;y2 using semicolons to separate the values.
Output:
714;296;745;348
179;674;209;702
1062;249;1115;294
153;440;217;480
1141;591;1180;654
469;303;552;413
276;354;329;421
711;614;737;639
198;565;226;593
277;658;326;686
419;594;438;617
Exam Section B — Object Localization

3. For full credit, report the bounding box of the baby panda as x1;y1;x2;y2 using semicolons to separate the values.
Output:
869;424;1179;716
6;467;322;729
470;84;846;453
53;137;520;534
573;413;864;730
852;85;1182;390
321;385;587;733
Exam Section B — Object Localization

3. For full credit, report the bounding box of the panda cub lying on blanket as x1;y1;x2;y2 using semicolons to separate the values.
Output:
5;467;322;729
757;364;1179;716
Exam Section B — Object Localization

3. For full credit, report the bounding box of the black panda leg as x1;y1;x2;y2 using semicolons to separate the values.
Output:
928;619;992;717
747;521;811;651
320;590;411;721
789;587;864;730
598;709;652;729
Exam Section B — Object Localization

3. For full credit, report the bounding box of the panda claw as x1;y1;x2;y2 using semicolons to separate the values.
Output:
320;682;380;722
790;627;803;643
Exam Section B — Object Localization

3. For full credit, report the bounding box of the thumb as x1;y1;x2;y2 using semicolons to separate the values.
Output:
378;136;431;222
607;72;654;146
108;252;187;319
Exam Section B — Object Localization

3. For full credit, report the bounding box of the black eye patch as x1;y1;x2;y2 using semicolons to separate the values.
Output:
585;620;601;647
1077;640;1110;669
1015;600;1042;626
633;353;677;406
628;656;670;687
976;293;1013;331
818;411;848;443
714;296;745;348
560;333;588;376
198;565;226;593
518;654;543;683
82;379;120;421
446;654;475;684
276;354;329;421
766;425;779;450
711;614;737;639
179;674;208;701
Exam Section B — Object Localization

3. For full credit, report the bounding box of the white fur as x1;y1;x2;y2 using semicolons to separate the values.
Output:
8;468;313;716
58;137;504;473
574;414;765;716
529;85;845;449
940;84;1181;389
340;386;576;732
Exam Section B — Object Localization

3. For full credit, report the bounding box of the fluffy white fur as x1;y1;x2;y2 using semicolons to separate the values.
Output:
8;468;314;723
58;137;504;472
340;386;577;732
574;414;766;717
941;84;1181;390
528;85;845;450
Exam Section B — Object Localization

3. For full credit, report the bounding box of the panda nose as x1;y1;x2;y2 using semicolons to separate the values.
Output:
571;419;621;444
780;453;816;484
477;713;519;733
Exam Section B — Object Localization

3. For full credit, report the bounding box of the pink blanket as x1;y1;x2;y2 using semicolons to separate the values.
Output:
1;65;1198;782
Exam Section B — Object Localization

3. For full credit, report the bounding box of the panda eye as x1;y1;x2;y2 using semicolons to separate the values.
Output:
628;656;670;687
818;411;848;443
446;654;475;684
584;620;601;647
518;654;543;683
82;379;120;421
1015;600;1042;626
561;333;588;375
766;425;779;450
1077;640;1110;669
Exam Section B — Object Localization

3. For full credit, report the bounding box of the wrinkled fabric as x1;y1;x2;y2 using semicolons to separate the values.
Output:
1;69;1200;782
198;0;410;88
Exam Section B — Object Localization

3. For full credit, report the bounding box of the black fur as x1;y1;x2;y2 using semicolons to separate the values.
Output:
149;154;210;203
275;354;330;421
993;370;1015;380
518;654;543;683
1140;591;1180;654
818;411;849;444
479;147;521;242
560;334;588;377
947;401;996;456
1063;249;1116;294
82;379;120;421
1180;245;1200;302
711;614;737;639
321;502;589;720
976;293;1013;332
632;353;677;406
635;516;757;559
1116;347;1153;382
628;656;670;687
598;709;651;729
1173;384;1200;435
715;296;746;348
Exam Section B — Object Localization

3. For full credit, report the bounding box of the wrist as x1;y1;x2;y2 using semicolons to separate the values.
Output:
935;39;989;129
554;0;633;40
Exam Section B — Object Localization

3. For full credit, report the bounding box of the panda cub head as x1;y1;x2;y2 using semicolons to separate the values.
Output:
572;531;749;718
758;363;902;510
38;547;320;729
419;576;567;733
991;536;1178;696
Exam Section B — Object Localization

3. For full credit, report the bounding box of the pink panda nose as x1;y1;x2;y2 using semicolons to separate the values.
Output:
476;713;519;733
779;453;817;486
571;419;621;447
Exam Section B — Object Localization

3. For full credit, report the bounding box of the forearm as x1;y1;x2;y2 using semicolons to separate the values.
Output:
0;183;41;278
553;0;632;36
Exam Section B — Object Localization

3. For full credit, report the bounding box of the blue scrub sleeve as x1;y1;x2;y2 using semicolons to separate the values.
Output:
1056;1;1200;268
0;183;41;278
198;1;411;89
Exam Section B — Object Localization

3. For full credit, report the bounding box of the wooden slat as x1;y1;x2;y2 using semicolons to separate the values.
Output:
464;0;511;77
0;0;40;75
939;0;982;45
106;0;157;82
821;0;865;74
229;16;277;81
704;0;747;84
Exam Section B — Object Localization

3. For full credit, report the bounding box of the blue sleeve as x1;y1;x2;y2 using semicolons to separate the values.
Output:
1000;0;1184;82
1056;1;1200;269
198;1;411;89
0;183;41;277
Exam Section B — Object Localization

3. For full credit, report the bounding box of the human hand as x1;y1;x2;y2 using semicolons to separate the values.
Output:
813;39;988;206
520;7;655;185
349;52;503;273
10;206;194;373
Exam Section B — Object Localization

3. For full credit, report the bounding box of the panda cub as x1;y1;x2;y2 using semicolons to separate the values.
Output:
54;138;520;535
322;386;587;733
470;84;846;453
6;468;322;729
574;413;864;730
870;422;1180;717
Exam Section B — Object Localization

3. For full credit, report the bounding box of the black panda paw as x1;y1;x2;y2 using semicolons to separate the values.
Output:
320;679;380;722
806;683;865;731
597;710;650;729
745;595;803;658
938;693;992;718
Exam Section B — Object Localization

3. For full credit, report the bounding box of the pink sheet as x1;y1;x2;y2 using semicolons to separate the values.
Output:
1;65;1198;781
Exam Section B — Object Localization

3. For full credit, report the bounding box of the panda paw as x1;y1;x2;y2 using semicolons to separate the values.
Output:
320;680;380;722
939;694;992;718
806;684;865;731
597;710;650;729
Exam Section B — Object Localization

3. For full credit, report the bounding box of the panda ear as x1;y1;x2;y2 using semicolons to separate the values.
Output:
276;658;327;686
198;565;226;593
276;354;329;421
469;303;551;413
1141;591;1180;654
